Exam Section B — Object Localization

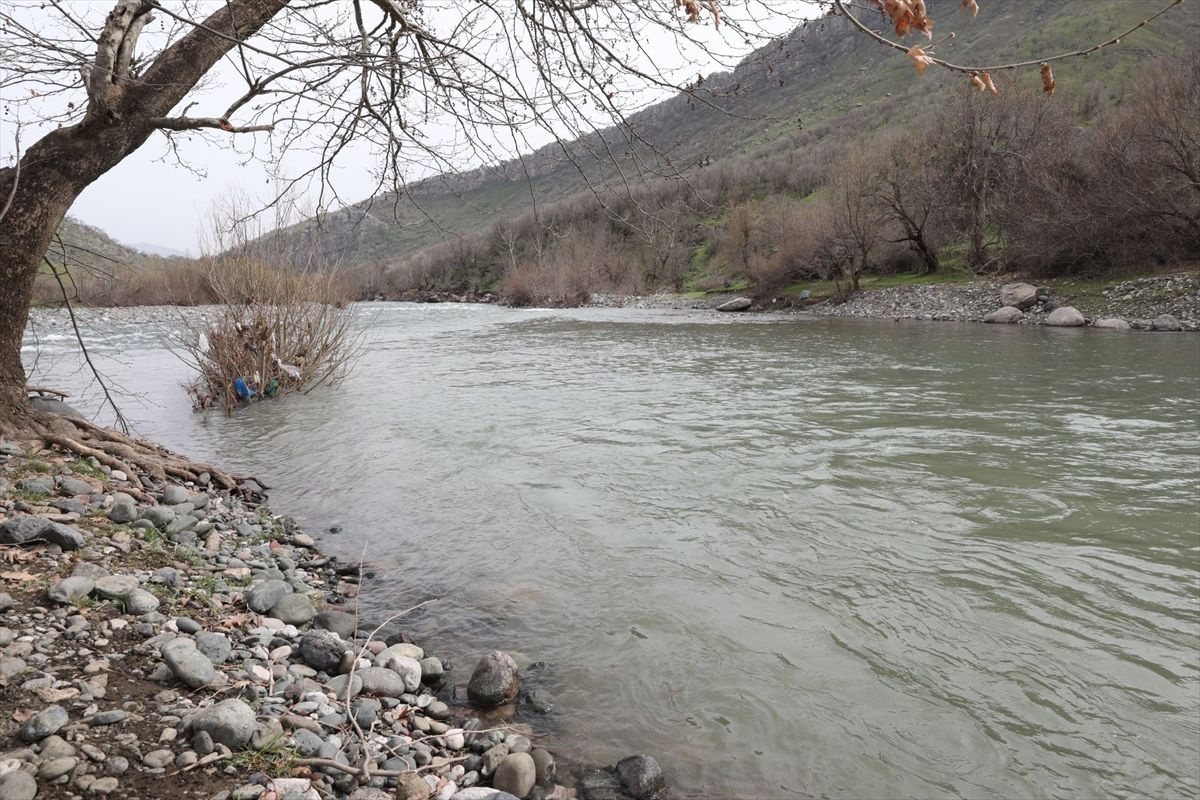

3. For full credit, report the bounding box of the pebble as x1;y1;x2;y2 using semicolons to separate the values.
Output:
0;771;37;800
19;705;69;742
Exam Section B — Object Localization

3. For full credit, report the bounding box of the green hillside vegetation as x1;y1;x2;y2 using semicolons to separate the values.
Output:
45;0;1200;307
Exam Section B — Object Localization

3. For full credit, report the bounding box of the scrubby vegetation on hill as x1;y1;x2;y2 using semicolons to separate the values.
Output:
42;0;1199;308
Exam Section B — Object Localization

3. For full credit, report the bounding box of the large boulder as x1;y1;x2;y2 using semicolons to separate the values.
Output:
188;699;257;750
715;296;752;312
983;307;1023;324
467;651;519;708
1000;282;1038;310
1151;313;1182;331
1045;306;1086;327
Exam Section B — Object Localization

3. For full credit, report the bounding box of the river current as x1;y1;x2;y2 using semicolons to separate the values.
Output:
23;304;1200;799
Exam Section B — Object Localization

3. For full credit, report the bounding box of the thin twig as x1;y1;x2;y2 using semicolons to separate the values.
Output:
833;0;1185;74
44;257;131;434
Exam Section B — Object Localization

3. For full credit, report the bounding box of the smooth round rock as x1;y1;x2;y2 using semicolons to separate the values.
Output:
0;771;37;800
47;575;95;604
530;748;555;786
269;594;316;626
493;752;536;799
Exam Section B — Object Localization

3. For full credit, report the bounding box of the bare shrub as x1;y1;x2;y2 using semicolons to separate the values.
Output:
175;261;361;413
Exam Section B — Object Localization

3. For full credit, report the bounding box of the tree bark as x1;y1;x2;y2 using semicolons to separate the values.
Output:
0;0;288;431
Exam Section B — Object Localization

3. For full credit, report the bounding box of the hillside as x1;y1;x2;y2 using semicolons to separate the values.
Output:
271;0;1199;275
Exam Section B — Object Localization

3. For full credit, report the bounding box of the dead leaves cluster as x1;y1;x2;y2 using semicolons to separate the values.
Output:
870;0;935;38
676;0;721;28
969;70;999;95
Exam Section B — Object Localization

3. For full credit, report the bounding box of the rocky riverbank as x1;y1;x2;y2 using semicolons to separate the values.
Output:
0;438;665;800
592;272;1200;330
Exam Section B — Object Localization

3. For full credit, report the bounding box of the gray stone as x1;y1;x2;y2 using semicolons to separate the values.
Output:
451;791;520;800
715;296;752;312
16;477;52;495
386;655;422;693
191;731;214;756
93;574;140;599
616;754;666;800
467;651;519;708
1001;282;1038;310
531;749;555;786
19;704;69;742
161;639;215;688
269;594;315;626
420;657;444;683
1151;313;1183;331
1046;306;1086;327
140;505;176;530
983;306;1023;324
58;476;93;496
38;756;78;780
189;699;258;750
0;516;85;549
143;749;175;769
175;617;202;634
313;610;357;639
0;593;12;611
89;710;127;726
124;588;160;615
1093;317;1132;330
0;771;37;800
161;485;189;505
246;580;291;614
89;776;120;794
290;728;324;758
326;673;362;701
108;501;137;524
356;667;406;697
104;756;129;775
493;752;536;799
297;629;347;672
48;575;96;604
194;631;232;664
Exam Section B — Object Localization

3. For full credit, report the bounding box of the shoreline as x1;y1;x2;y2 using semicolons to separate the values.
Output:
0;437;663;800
587;272;1200;331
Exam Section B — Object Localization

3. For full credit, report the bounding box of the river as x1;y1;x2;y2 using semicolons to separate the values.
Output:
23;303;1200;799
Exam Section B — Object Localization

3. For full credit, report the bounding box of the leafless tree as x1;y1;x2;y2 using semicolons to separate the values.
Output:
874;132;946;274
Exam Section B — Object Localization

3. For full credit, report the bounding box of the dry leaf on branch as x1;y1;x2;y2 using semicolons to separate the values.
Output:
907;45;935;73
969;72;986;92
1041;63;1057;95
870;0;934;38
981;71;999;95
962;0;980;16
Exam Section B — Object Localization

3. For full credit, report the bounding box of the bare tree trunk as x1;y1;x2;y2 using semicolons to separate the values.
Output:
0;0;289;431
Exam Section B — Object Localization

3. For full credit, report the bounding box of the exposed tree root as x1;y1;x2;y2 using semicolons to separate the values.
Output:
8;410;266;503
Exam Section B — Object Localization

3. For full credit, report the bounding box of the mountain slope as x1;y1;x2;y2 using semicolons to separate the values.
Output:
275;0;1199;271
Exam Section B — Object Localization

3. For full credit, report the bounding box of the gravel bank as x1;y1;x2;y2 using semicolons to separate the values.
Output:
592;272;1200;330
0;438;664;800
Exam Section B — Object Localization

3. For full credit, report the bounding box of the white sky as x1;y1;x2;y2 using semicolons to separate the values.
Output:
0;1;813;255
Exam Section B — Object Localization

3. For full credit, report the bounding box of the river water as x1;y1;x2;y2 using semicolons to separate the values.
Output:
23;304;1200;799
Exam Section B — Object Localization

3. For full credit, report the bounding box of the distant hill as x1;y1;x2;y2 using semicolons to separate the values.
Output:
266;0;1200;272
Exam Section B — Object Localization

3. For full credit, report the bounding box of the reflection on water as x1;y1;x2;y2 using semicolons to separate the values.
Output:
25;304;1200;799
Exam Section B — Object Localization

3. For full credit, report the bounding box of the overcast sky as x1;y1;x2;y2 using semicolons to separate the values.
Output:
1;1;812;255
